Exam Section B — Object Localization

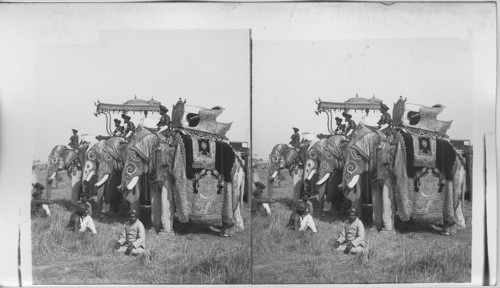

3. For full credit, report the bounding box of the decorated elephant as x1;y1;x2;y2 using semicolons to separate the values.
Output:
121;128;245;236
46;143;88;204
267;142;310;202
303;135;348;216
93;137;129;217
341;125;466;235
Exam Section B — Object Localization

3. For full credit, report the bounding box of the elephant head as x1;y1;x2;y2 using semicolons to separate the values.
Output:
121;129;171;202
268;144;288;180
268;143;309;180
304;136;347;188
341;127;391;201
82;140;106;186
46;144;87;181
95;137;128;188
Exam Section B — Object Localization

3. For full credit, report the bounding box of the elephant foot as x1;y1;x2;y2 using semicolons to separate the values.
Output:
441;225;457;236
158;230;176;238
369;227;380;234
220;226;236;237
379;229;396;236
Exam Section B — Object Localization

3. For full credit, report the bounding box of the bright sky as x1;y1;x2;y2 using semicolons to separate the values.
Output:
252;37;475;158
33;29;250;160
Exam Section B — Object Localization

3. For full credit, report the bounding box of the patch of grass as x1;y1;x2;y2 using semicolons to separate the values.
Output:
252;167;472;284
31;169;250;284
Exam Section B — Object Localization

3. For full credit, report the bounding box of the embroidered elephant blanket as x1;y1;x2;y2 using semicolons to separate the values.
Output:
400;131;456;181
394;132;457;224
174;134;238;227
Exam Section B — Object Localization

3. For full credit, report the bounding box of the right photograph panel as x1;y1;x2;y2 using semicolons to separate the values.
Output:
250;3;495;284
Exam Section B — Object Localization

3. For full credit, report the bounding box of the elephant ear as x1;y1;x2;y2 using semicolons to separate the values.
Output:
129;129;159;162
350;128;378;160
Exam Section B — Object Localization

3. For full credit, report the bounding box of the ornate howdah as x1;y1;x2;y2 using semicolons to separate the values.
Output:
392;97;452;137
171;99;232;137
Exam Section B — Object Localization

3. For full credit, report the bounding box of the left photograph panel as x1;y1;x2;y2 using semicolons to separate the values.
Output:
30;29;251;284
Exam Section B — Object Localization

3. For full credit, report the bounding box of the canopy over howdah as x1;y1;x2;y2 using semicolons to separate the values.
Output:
95;96;161;115
315;94;383;134
315;94;382;113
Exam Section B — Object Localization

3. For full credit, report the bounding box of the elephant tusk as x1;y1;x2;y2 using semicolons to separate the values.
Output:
127;176;139;191
316;173;331;186
84;170;95;182
262;203;271;215
307;169;317;181
49;172;57;180
95;174;109;187
347;175;360;189
270;171;278;179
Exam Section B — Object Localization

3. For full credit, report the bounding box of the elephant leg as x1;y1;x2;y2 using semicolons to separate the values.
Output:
371;184;383;230
160;181;175;234
442;180;457;235
267;178;274;200
150;183;162;231
318;184;326;217
71;170;82;204
454;165;467;230
96;185;105;217
233;169;245;231
233;204;244;232
293;180;303;203
45;180;52;202
351;181;363;220
381;182;395;232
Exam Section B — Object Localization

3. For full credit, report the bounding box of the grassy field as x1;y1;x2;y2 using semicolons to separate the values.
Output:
31;169;250;284
251;167;472;284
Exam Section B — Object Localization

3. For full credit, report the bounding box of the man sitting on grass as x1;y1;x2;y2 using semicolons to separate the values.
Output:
287;201;318;233
333;207;365;254
76;193;92;216
67;203;97;234
31;183;52;217
114;211;146;256
252;181;271;216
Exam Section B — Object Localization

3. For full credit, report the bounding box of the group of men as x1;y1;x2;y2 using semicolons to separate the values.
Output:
111;104;172;140
289;102;392;146
66;198;146;255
